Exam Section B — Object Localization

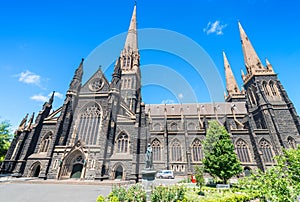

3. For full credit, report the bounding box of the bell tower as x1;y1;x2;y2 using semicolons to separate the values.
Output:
119;4;141;113
239;22;300;170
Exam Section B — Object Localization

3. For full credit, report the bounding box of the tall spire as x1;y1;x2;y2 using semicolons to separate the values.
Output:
49;91;55;105
124;4;138;51
238;21;263;73
223;51;241;95
68;58;83;94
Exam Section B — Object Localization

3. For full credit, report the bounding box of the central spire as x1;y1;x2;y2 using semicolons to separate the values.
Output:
124;4;138;51
238;22;263;73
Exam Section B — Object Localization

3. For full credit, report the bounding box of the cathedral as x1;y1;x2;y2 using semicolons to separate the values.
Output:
1;5;300;181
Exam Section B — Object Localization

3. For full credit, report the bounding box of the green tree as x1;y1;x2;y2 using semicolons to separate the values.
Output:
194;165;205;189
202;121;242;184
239;146;300;202
0;121;13;162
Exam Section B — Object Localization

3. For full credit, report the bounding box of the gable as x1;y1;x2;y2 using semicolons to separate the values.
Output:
80;68;110;94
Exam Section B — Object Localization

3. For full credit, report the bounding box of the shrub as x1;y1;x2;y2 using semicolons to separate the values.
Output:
151;185;186;202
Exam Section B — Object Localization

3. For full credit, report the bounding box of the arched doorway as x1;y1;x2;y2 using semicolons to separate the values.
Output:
70;155;84;179
71;164;83;178
115;165;123;180
30;163;41;177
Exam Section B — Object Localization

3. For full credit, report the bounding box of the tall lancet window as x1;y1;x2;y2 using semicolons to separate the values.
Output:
236;139;251;162
259;139;274;163
116;132;129;153
192;139;203;162
152;139;162;162
171;140;182;162
269;80;279;96
39;132;52;153
262;81;270;96
76;103;102;145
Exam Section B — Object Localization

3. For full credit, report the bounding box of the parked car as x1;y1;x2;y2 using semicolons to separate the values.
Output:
156;170;174;179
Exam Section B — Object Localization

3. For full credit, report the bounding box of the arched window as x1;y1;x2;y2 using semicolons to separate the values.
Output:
116;132;129;153
288;137;296;149
269;80;278;96
259;139;274;163
76;103;102;145
153;123;161;131
170;122;177;131
152;139;162;162
127;78;131;89
247;88;256;105
192;139;203;162
39;132;52;153
236;139;251;162
124;79;128;89
171;140;182;162
262;81;270;96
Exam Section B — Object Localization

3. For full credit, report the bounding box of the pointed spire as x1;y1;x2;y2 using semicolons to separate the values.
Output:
25;112;34;131
124;4;138;51
223;51;241;96
49;91;55;105
68;58;84;94
18;114;28;131
238;21;263;73
265;58;274;71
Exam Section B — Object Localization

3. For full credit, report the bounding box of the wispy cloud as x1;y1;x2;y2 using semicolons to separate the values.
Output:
203;20;227;35
31;91;64;102
18;70;41;85
49;92;63;99
30;95;48;102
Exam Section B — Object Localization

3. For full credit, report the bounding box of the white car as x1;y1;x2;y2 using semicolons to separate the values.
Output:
156;170;175;179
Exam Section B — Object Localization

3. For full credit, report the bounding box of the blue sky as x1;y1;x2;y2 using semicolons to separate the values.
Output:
1;0;300;130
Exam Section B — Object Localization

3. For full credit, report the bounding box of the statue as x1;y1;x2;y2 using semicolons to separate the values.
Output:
145;143;153;169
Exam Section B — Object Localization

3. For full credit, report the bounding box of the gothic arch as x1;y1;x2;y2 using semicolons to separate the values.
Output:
261;80;270;96
269;80;279;96
29;161;42;177
153;123;161;131
235;139;251;162
60;149;86;179
171;139;182;162
39;131;53;153
151;138;162;162
112;163;126;180
170;122;178;131
191;139;203;162
287;136;296;149
259;139;274;163
115;131;129;154
74;102;103;145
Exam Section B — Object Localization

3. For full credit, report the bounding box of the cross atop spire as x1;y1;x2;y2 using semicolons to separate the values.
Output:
124;4;138;51
223;51;241;95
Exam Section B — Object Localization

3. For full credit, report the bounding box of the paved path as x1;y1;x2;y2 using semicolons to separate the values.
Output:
0;183;112;202
0;176;185;202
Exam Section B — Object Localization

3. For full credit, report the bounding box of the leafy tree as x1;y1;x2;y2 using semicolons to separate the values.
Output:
239;146;300;202
202;121;242;184
0;121;13;162
194;165;205;189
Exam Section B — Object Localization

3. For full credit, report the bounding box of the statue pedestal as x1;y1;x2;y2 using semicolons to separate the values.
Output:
142;169;156;202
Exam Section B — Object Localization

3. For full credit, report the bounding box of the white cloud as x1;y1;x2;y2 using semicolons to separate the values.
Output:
48;92;63;99
18;70;41;85
30;95;48;102
161;99;175;104
31;91;64;102
203;20;227;35
178;93;184;99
